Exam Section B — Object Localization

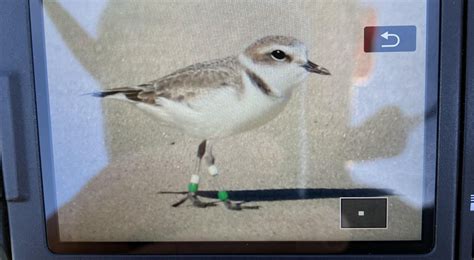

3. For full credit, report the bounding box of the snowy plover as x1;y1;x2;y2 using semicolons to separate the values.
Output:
94;35;330;210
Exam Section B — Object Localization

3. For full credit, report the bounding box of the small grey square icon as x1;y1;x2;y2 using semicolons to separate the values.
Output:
340;198;387;229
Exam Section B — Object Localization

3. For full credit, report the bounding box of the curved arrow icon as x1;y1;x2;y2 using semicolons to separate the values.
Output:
380;31;400;48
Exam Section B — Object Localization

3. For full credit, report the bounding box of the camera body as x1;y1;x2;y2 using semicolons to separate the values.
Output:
0;0;473;259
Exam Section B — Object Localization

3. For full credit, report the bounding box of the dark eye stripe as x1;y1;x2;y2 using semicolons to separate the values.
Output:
250;52;294;65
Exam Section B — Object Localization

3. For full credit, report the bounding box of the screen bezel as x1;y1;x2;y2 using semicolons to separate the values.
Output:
30;0;440;255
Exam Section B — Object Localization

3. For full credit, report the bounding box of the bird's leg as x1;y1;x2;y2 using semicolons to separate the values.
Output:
172;140;217;208
204;144;259;210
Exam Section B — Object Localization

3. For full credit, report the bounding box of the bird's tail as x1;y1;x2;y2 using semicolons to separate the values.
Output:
86;87;143;102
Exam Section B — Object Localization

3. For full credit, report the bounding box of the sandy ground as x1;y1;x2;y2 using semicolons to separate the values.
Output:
43;0;426;243
55;149;418;242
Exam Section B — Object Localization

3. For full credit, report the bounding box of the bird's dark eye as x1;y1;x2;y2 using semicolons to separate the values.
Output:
271;50;286;60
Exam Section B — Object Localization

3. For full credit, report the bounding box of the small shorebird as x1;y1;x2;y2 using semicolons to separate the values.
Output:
94;35;330;210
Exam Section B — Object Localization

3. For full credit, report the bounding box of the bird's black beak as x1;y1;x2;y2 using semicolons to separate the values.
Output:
302;60;331;75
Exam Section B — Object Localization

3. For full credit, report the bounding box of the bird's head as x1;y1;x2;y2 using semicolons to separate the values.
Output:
240;35;330;96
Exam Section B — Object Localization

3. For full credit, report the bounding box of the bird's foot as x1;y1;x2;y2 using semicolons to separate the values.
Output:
171;192;218;208
216;191;259;210
223;200;260;210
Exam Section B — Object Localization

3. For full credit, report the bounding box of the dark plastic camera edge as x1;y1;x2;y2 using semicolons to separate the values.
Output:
457;0;474;259
0;0;466;259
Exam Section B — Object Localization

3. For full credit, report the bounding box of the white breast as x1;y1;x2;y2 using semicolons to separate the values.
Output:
187;72;290;138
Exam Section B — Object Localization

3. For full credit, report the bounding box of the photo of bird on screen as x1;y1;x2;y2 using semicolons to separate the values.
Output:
92;35;330;210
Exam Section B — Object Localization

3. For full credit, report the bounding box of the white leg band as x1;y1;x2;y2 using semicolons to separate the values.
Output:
208;165;219;176
190;174;200;184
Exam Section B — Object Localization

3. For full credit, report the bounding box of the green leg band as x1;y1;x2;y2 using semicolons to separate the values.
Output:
218;190;229;201
188;183;199;193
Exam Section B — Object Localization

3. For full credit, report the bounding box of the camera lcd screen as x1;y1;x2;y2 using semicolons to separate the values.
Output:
35;0;438;254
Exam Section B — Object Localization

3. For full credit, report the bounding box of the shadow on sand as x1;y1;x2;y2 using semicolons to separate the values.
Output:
159;188;393;202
